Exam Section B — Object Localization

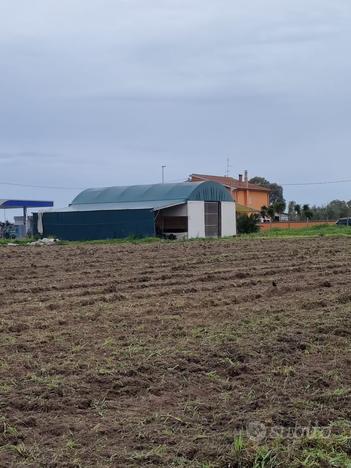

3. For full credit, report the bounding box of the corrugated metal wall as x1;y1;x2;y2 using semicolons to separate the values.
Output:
34;209;155;241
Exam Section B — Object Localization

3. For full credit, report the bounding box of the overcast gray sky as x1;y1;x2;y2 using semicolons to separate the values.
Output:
1;0;351;219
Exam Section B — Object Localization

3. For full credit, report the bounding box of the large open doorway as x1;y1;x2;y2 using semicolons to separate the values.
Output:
155;204;188;239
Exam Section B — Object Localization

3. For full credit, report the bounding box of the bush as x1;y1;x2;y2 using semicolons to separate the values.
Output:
236;214;260;234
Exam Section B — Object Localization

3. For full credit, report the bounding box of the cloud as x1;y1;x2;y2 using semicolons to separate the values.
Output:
0;0;347;101
0;0;350;207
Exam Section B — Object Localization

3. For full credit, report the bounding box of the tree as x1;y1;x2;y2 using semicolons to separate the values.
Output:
310;204;328;220
302;204;313;220
260;201;286;222
249;176;285;206
273;200;286;215
326;200;350;219
260;206;268;217
288;201;296;219
267;205;275;219
236;214;260;234
289;199;351;221
294;204;301;219
309;200;351;220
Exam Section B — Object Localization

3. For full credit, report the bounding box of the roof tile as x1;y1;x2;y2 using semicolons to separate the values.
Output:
191;174;271;192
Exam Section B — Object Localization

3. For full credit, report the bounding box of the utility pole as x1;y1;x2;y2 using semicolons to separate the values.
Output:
162;165;166;184
23;206;27;235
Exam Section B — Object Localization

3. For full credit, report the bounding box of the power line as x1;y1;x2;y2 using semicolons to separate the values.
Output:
282;178;351;186
0;177;350;191
0;179;189;189
0;181;84;190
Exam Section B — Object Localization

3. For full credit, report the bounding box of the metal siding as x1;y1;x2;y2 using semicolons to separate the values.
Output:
221;201;237;237
189;183;232;202
187;201;205;238
32;213;39;236
41;209;155;241
72;183;200;205
71;181;232;206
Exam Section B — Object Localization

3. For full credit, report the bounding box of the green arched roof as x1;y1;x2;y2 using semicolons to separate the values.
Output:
71;181;232;206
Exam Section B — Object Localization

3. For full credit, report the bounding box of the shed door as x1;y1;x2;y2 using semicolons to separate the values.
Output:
205;202;221;237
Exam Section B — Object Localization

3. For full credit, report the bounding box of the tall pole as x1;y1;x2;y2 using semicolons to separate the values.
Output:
23;206;27;236
162;165;166;184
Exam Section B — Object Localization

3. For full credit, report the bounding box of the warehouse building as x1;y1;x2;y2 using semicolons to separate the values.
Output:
35;181;236;241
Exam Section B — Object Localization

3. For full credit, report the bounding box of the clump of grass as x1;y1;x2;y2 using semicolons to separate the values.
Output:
1;223;349;246
0;235;162;246
28;373;63;389
66;438;78;450
232;433;245;457
2;420;19;437
4;442;29;458
224;421;351;467
243;224;351;239
64;236;162;245
0;238;36;245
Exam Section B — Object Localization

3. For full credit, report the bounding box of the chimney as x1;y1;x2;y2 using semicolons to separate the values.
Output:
244;170;248;182
238;174;243;182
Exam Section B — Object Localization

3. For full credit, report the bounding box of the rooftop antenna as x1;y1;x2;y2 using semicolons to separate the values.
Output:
161;165;166;184
225;158;231;177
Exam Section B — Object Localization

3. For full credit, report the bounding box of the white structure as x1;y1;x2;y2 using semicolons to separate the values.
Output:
158;199;236;239
188;201;206;238
221;201;237;237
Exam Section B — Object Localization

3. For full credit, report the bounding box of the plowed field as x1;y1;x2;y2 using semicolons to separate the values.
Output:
1;237;351;467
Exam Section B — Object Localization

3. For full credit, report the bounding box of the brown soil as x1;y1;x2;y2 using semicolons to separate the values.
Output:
0;237;350;467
